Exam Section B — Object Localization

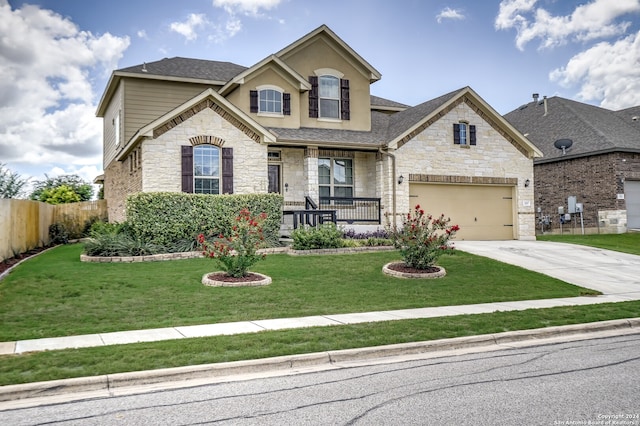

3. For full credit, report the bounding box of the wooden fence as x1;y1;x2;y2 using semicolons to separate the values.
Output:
0;199;107;262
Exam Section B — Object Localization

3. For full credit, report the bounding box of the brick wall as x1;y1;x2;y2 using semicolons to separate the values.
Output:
534;152;640;234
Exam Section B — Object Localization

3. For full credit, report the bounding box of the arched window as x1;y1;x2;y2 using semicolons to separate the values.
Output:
193;145;220;194
259;89;282;114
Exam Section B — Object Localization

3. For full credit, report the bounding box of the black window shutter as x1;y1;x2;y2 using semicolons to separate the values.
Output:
470;125;477;145
340;79;350;120
283;93;291;115
222;147;234;194
181;145;194;193
250;90;258;113
453;123;461;145
309;76;318;118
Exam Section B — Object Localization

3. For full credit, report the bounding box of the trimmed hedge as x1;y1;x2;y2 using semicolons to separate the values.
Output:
125;192;283;247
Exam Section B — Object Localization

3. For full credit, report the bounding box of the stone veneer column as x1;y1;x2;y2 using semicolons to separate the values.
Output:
304;147;319;202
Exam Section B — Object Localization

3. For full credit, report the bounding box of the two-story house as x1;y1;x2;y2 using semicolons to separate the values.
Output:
96;25;542;240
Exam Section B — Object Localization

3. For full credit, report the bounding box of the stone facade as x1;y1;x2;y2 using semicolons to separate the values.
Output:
393;101;536;239
534;152;640;234
142;107;267;194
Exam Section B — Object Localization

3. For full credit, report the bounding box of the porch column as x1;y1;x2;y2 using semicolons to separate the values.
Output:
304;147;319;201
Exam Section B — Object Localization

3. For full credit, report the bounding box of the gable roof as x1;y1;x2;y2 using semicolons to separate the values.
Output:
267;87;541;159
218;54;311;96
115;88;276;161
96;57;247;117
504;96;640;163
385;87;542;158
275;24;382;83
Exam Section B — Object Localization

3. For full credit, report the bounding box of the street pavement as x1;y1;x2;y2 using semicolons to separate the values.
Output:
0;240;639;407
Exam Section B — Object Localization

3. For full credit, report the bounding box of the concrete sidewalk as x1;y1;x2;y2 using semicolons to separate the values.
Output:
1;240;639;356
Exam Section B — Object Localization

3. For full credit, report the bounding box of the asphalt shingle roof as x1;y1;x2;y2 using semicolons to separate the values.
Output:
117;57;247;82
504;96;640;163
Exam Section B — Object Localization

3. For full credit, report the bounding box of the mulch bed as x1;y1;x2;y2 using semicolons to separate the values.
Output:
205;272;266;283
0;246;54;276
386;262;441;274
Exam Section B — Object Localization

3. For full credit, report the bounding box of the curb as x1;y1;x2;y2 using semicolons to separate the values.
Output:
1;318;638;404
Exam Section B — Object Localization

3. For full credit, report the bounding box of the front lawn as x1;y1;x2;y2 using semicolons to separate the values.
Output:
0;244;598;341
537;232;640;255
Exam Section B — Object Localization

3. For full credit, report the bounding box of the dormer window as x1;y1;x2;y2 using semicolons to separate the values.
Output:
250;86;291;116
260;89;282;114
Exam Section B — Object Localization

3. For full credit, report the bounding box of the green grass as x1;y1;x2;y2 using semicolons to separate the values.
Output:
0;244;598;341
0;301;638;386
537;232;640;255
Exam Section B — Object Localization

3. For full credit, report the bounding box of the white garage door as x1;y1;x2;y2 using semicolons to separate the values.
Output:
409;184;515;240
625;180;640;230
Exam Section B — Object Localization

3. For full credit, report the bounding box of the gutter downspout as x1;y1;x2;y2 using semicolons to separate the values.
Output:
379;148;398;228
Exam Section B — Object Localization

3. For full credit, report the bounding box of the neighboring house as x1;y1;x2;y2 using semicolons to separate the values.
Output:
96;25;541;240
505;95;640;234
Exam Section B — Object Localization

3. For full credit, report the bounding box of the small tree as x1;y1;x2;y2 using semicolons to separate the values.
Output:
0;163;29;199
198;209;268;277
389;205;459;269
30;174;93;204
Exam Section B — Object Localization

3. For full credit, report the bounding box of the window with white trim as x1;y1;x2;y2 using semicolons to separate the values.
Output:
259;89;282;114
318;157;353;198
319;75;340;119
194;145;220;194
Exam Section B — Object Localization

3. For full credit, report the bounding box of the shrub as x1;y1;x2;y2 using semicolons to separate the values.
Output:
84;223;163;257
342;228;389;239
388;205;459;269
126;192;283;248
198;209;267;277
291;223;344;250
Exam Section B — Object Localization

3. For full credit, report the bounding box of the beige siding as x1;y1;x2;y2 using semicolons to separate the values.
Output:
123;79;217;143
280;37;372;131
103;81;124;168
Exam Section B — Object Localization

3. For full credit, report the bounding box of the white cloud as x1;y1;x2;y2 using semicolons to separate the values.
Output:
550;31;640;110
436;7;466;24
209;0;282;42
213;0;282;17
137;29;148;39
495;0;640;50
0;1;130;177
169;13;209;41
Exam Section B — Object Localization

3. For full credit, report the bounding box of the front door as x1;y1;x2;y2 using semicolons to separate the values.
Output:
268;164;281;193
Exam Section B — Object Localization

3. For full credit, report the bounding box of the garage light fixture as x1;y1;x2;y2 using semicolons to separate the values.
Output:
397;175;404;184
524;179;530;188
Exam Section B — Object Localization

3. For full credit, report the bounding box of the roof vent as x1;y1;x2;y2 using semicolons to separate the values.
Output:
554;138;573;155
633;116;639;122
141;62;148;73
532;93;539;103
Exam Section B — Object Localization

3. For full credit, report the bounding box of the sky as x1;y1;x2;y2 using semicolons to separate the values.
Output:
1;0;640;195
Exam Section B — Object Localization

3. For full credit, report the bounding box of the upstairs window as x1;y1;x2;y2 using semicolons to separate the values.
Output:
453;122;476;146
250;87;290;116
309;71;350;120
259;89;282;114
319;75;340;119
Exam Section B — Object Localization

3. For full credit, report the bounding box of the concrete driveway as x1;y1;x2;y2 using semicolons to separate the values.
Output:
455;240;640;297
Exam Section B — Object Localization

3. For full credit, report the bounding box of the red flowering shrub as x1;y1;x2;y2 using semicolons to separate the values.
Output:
389;204;459;269
198;208;268;277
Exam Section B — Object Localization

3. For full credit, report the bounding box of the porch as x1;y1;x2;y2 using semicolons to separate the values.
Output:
282;196;382;233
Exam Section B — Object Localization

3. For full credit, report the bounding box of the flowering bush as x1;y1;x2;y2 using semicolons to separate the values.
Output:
389;204;460;269
198;208;267;277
